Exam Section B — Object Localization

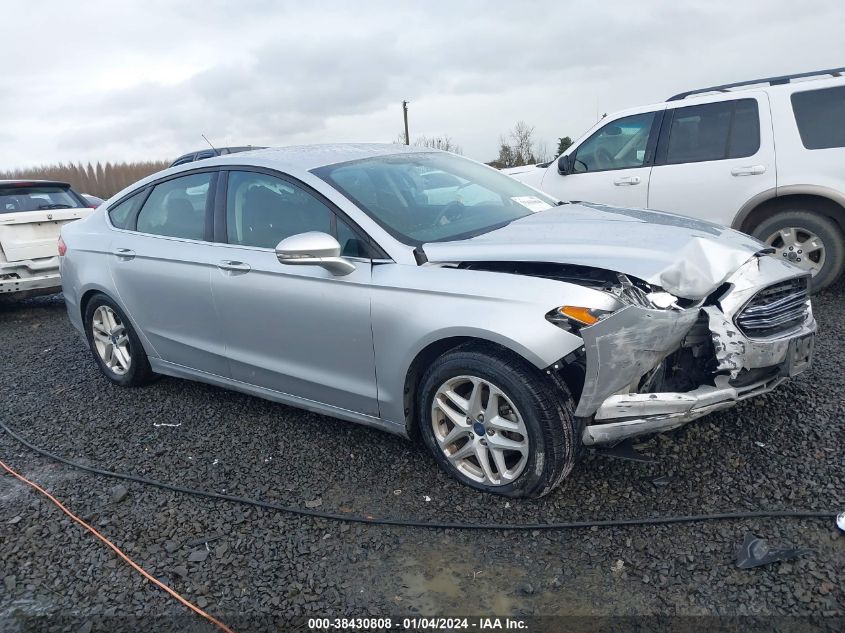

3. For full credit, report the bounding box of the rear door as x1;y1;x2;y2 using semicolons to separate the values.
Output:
540;109;664;208
107;170;229;375
209;169;380;416
647;94;776;226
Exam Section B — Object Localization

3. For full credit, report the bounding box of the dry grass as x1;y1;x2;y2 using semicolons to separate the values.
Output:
0;161;170;199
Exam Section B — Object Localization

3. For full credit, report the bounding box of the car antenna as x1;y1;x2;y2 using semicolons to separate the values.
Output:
201;134;219;156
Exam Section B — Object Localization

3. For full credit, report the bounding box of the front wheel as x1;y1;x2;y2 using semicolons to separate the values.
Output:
752;210;845;292
418;344;579;498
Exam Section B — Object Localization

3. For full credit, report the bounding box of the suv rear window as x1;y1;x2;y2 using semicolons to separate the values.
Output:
791;85;845;150
662;98;760;164
0;184;83;214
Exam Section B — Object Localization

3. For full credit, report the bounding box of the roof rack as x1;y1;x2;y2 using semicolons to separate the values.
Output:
667;67;845;101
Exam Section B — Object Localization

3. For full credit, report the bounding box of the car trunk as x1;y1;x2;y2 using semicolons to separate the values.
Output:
0;209;89;261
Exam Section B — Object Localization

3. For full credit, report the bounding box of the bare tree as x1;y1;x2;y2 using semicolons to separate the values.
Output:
413;135;463;154
489;122;546;168
395;132;463;154
510;121;535;166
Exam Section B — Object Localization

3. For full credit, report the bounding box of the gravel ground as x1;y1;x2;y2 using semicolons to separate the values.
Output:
0;282;843;632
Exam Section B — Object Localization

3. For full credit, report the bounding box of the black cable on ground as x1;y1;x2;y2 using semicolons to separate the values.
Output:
0;420;837;530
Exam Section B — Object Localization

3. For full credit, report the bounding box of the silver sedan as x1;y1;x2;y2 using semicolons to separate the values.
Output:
59;144;816;497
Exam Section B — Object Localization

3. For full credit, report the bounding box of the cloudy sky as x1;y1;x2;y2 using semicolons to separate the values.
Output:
2;0;842;169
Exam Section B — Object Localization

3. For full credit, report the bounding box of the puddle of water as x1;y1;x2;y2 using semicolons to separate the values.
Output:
386;539;654;617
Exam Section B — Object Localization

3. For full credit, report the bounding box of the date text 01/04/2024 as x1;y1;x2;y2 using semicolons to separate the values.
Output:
307;617;528;630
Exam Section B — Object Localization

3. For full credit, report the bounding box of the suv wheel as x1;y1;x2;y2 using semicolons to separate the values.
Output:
418;344;579;498
84;293;156;386
752;210;845;292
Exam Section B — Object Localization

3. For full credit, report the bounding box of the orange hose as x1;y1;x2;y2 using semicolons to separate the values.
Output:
0;458;235;633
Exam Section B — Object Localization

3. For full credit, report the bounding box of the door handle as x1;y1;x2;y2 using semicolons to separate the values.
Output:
731;165;766;176
613;176;641;186
112;248;135;260
217;260;251;273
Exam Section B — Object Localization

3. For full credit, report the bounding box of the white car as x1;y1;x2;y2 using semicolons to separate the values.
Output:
0;180;93;300
507;68;845;291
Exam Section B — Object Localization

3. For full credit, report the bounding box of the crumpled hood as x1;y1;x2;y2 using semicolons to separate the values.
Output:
422;202;769;299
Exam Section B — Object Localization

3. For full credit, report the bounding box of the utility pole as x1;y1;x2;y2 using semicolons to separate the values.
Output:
402;100;410;145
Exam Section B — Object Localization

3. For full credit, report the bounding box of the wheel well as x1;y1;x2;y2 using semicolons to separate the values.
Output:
403;336;474;439
79;289;105;321
402;336;582;439
739;194;845;234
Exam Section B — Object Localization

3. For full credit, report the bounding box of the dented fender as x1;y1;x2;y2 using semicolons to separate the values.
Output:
574;305;700;417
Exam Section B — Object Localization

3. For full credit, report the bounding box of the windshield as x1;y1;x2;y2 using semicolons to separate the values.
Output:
0;185;83;214
313;152;558;244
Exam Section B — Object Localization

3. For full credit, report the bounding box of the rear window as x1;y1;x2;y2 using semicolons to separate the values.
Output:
107;191;146;229
791;85;845;150
0;185;83;214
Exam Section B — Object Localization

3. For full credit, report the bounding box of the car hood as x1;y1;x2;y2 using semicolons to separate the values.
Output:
422;202;769;299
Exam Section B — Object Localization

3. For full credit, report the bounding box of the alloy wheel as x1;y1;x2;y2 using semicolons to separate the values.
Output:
431;375;529;486
91;305;132;375
764;226;826;276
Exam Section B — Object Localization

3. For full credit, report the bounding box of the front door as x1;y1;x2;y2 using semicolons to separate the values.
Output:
210;169;379;416
541;109;663;208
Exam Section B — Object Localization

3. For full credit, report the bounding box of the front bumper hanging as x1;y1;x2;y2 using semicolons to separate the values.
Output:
575;257;816;446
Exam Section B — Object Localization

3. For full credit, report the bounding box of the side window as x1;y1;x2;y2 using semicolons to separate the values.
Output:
663;99;759;164
728;99;761;158
136;173;212;240
226;171;332;249
107;191;145;229
791;85;845;150
573;112;656;173
336;217;371;258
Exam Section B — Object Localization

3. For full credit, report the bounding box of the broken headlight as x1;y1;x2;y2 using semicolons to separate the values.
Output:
609;274;682;310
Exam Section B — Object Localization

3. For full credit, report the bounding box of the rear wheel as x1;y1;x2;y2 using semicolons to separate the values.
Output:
752;210;845;292
84;293;156;386
418;344;579;498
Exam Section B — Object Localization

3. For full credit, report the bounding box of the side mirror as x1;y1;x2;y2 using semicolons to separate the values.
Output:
275;231;356;276
557;154;572;175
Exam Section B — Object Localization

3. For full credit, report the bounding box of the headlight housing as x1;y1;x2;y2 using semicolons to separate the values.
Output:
546;305;612;329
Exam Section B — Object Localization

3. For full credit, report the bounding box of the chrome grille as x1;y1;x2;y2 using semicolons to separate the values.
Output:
735;276;809;338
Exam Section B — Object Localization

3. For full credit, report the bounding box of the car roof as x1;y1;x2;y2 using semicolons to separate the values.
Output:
109;143;441;203
602;73;845;122
168;143;435;174
0;179;71;188
225;143;433;171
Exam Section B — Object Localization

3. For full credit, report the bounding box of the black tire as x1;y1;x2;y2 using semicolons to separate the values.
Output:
83;293;156;387
417;343;579;498
751;210;845;292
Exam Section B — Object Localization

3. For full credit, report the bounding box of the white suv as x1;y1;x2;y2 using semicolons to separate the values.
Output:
507;68;845;291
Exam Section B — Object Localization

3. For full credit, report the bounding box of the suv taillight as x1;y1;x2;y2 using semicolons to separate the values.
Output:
57;236;67;256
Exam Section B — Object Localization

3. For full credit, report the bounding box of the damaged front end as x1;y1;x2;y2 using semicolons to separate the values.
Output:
549;254;816;446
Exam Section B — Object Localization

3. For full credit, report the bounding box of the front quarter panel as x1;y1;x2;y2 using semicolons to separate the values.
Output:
371;263;616;427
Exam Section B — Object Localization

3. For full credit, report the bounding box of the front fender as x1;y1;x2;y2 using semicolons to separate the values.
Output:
371;264;595;426
575;305;700;417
